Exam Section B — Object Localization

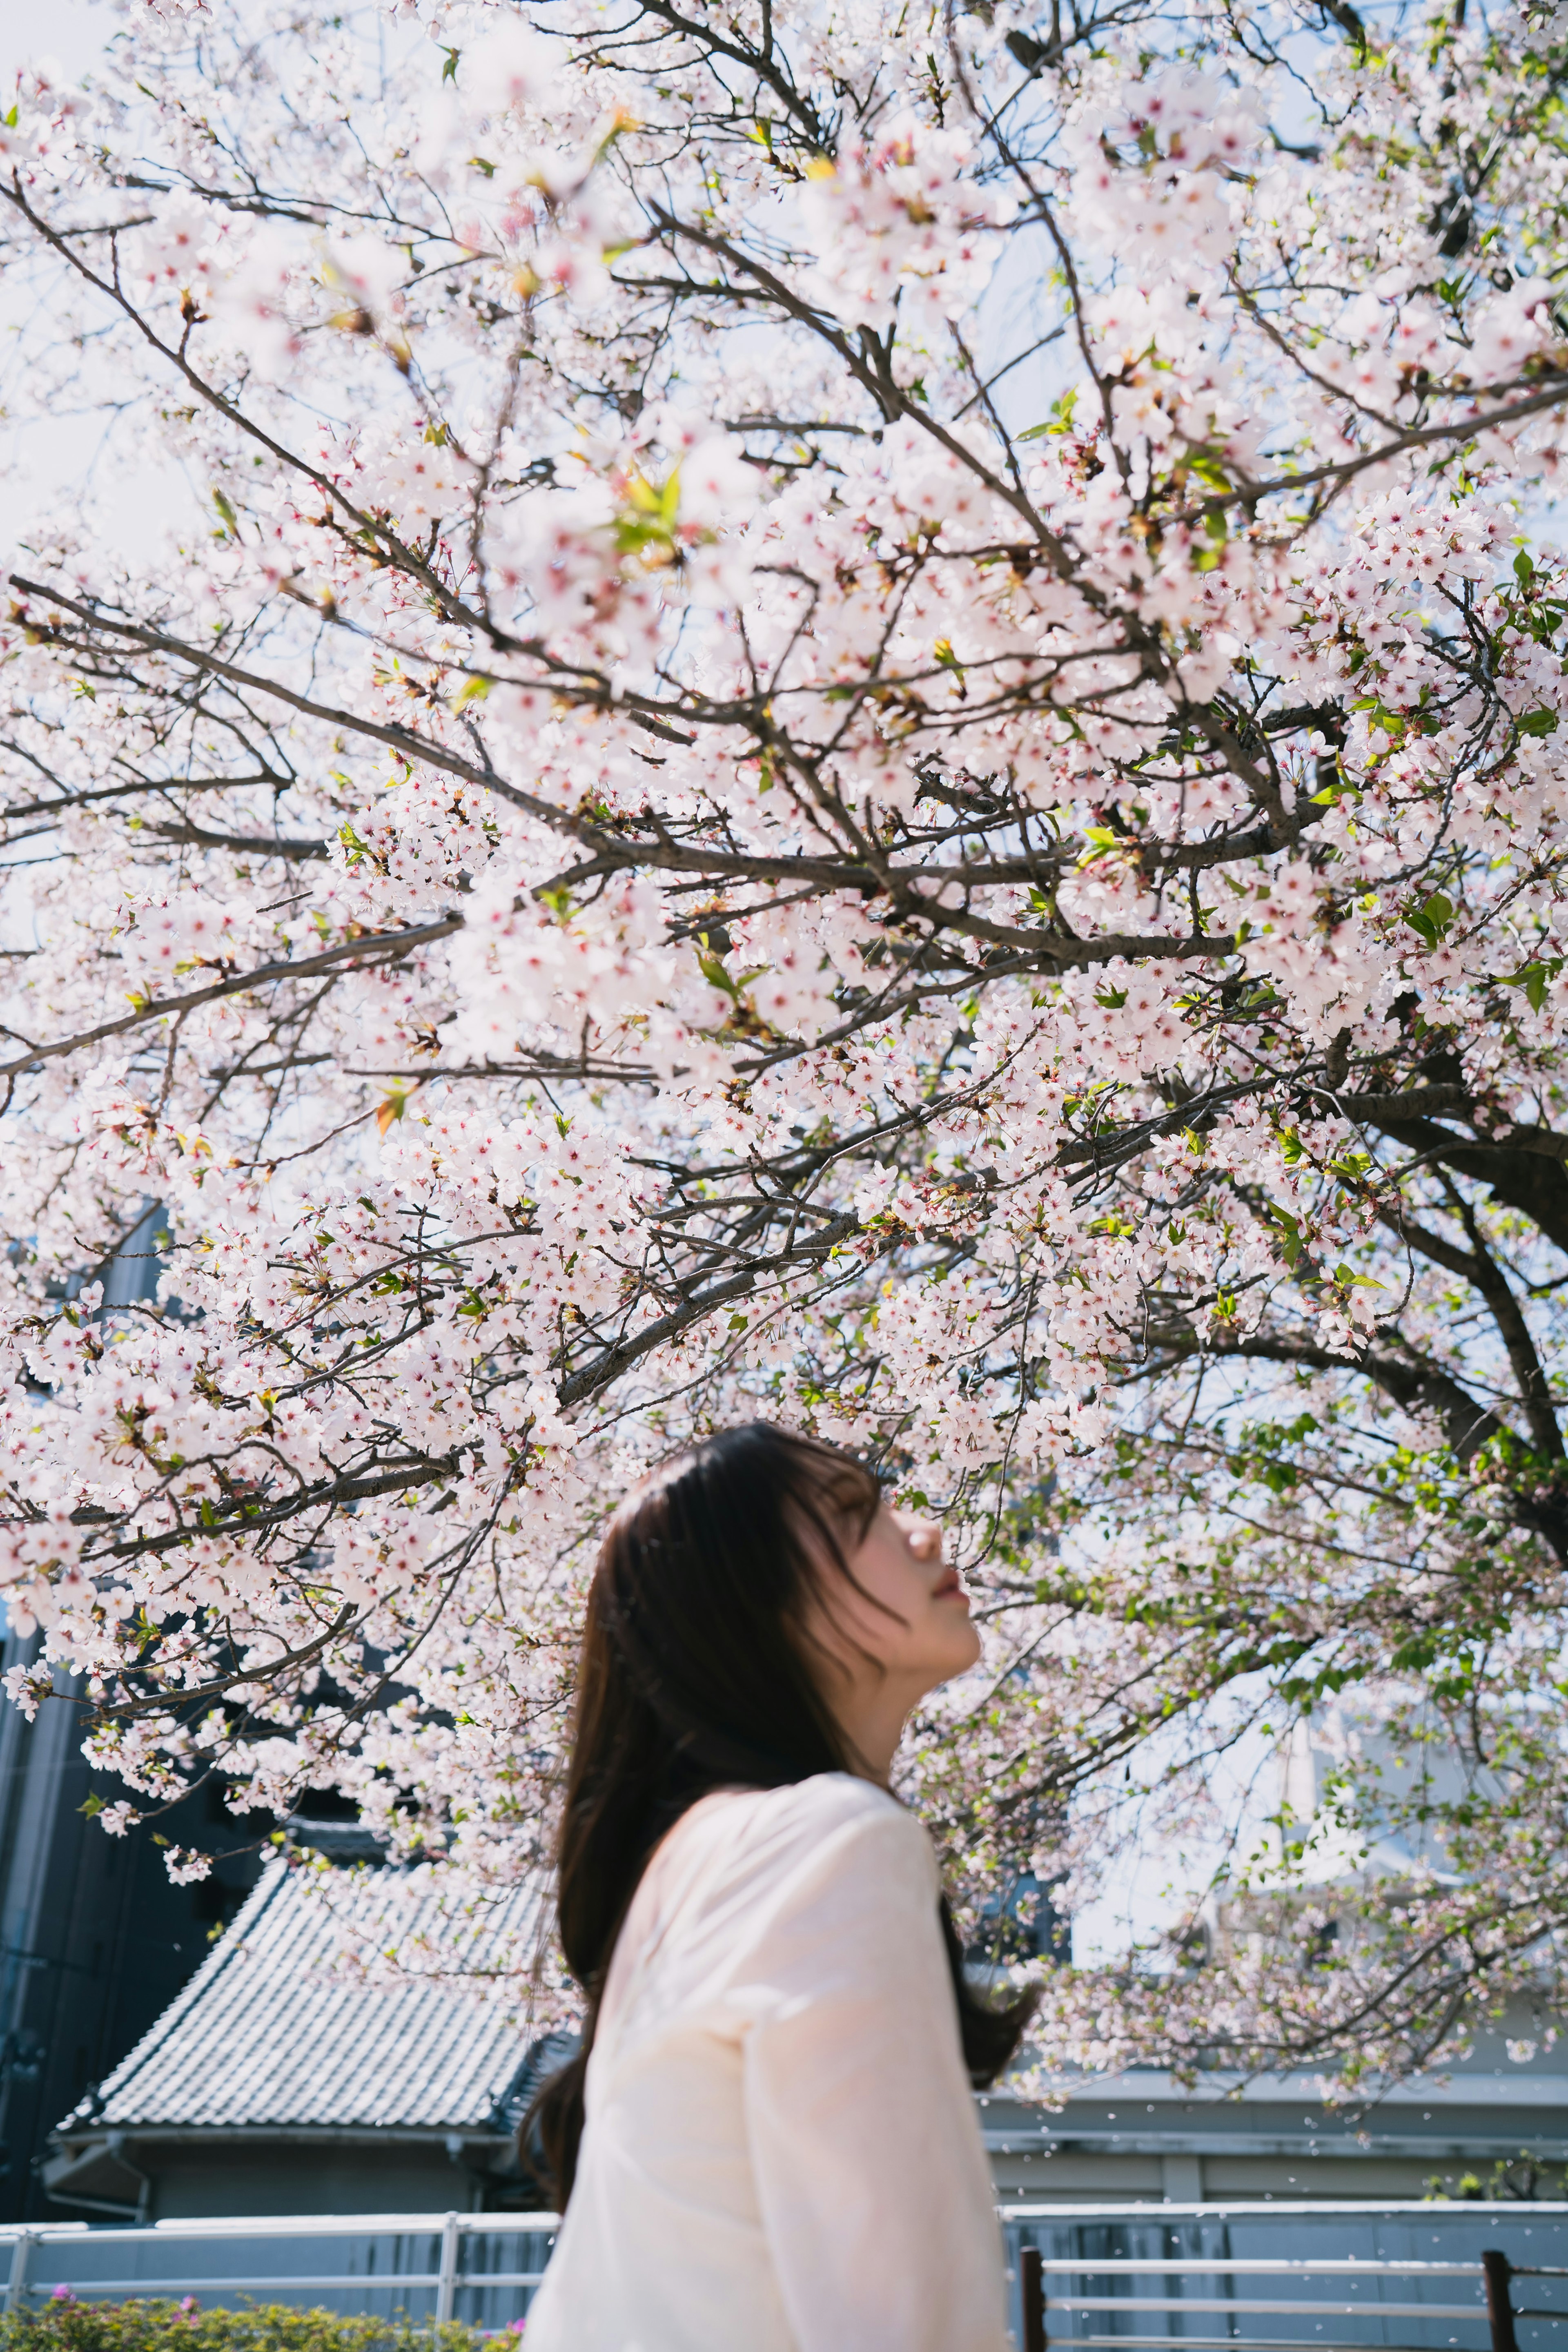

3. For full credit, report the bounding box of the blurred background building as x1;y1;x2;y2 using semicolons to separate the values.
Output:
42;1829;559;2220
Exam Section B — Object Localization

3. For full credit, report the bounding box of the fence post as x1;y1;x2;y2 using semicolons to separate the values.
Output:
5;2233;31;2315
1484;2250;1519;2352
1020;2243;1047;2352
435;2214;460;2326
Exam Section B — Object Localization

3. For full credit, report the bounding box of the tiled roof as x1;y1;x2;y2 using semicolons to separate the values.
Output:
62;1857;550;2136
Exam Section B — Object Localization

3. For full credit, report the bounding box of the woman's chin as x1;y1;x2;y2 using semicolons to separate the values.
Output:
934;1613;983;1677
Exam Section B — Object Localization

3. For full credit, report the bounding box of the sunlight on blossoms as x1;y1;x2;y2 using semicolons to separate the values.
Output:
0;0;1567;2083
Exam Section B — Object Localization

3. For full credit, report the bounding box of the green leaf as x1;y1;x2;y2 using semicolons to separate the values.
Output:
1018;389;1078;442
1266;1204;1307;1270
1078;823;1125;867
697;950;767;1001
78;1792;105;1818
1404;891;1454;951
441;45;460;80
1517;707;1559;738
1187;451;1234;494
1499;956;1565;1012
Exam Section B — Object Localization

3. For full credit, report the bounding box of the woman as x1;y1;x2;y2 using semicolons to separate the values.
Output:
522;1421;1035;2351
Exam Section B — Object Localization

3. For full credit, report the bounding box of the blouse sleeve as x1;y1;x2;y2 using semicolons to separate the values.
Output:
730;1788;1010;2352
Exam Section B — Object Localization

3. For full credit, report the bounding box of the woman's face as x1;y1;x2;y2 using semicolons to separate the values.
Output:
802;1500;982;1776
849;1503;983;1681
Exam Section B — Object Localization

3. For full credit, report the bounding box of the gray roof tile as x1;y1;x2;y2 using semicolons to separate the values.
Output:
67;1859;548;2134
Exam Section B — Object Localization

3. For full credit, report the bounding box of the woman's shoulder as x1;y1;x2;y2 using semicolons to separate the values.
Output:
693;1769;900;1833
671;1772;931;1891
605;1778;942;2034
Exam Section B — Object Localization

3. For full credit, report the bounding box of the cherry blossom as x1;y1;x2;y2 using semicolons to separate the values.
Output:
1;0;1567;2083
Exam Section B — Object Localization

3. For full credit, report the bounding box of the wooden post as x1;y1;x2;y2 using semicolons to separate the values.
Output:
1484;2250;1519;2352
1020;2244;1047;2352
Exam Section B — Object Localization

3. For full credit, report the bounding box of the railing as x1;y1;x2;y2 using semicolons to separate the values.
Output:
0;2213;560;2327
11;2198;1568;2345
1016;2245;1568;2352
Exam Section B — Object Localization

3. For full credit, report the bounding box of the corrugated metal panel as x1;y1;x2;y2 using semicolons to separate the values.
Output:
79;1860;546;2131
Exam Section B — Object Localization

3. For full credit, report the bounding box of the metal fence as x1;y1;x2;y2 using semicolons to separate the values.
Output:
0;2213;559;2330
9;2199;1568;2344
1002;2207;1568;2352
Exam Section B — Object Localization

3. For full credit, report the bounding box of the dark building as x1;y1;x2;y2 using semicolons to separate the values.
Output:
0;1642;267;2220
0;1203;267;2218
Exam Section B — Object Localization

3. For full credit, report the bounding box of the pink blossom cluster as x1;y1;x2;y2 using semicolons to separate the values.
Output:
0;0;1565;2084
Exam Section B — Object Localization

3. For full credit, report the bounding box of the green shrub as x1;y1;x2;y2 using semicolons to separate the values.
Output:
0;2304;523;2352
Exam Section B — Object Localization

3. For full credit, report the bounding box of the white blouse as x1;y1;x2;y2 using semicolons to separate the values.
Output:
524;1772;1009;2352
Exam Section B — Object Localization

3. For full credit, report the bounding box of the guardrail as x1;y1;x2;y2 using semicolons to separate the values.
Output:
1016;2244;1566;2352
0;2213;560;2327
11;2198;1568;2344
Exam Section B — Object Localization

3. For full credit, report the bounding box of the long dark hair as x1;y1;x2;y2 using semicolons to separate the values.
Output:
527;1419;1037;2204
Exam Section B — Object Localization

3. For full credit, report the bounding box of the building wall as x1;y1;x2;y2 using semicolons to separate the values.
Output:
983;2009;1568;2203
145;2145;486;2221
45;2128;540;2223
70;2080;1568;2222
987;2145;1528;2201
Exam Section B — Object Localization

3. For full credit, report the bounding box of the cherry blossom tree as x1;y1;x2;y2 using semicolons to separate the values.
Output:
3;0;1568;2084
